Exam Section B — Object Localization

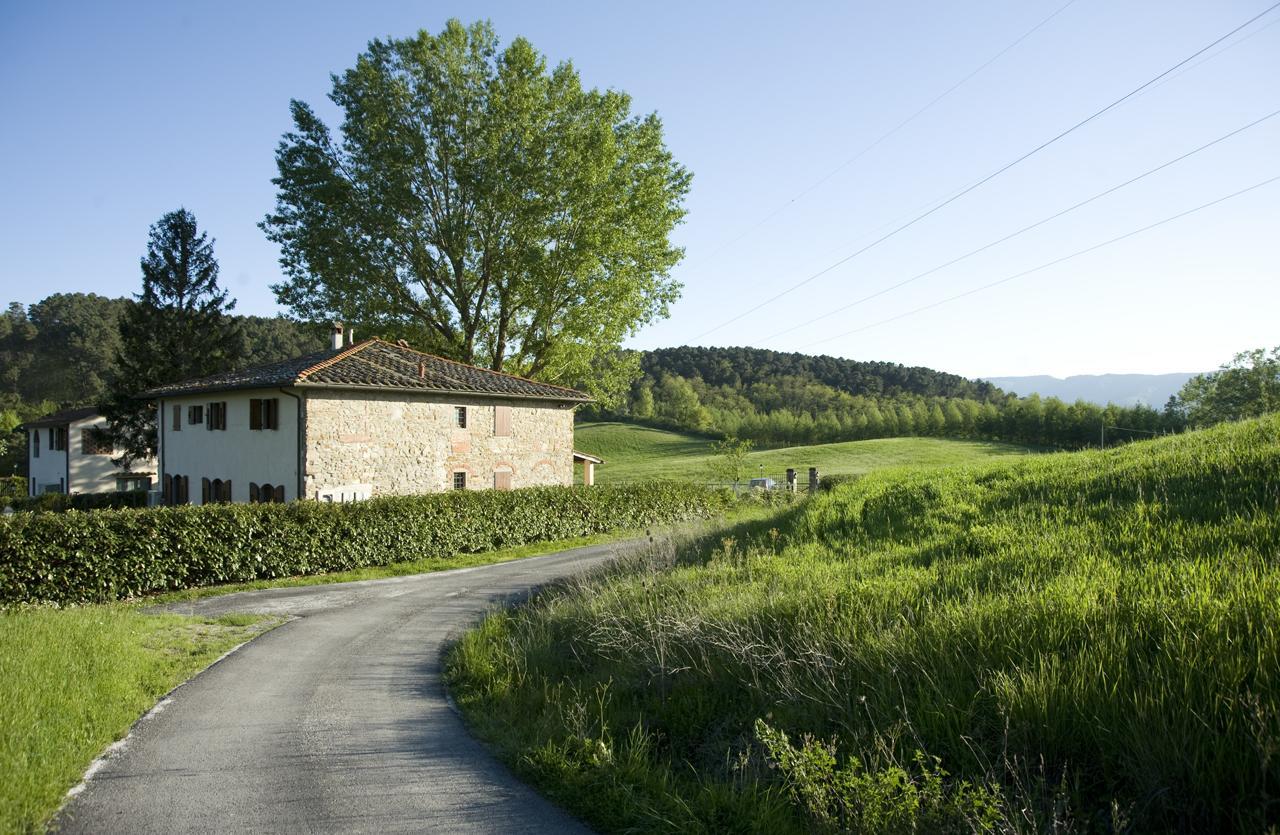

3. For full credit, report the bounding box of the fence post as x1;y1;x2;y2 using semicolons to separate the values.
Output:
808;467;819;494
786;468;796;492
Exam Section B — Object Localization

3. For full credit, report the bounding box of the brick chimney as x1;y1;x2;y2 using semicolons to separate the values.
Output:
331;322;344;351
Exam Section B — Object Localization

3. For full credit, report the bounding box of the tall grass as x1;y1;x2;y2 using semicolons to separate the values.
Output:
448;415;1280;832
0;607;271;832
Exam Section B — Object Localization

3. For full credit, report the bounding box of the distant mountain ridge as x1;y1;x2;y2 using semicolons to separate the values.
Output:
980;373;1201;408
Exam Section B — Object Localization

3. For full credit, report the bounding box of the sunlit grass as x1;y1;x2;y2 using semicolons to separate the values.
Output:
0;605;276;832
575;421;1033;483
453;415;1280;832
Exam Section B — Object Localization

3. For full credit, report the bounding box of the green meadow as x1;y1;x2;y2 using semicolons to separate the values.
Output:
451;415;1280;833
575;421;1032;483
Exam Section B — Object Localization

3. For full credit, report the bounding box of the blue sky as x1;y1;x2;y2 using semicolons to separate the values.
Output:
1;0;1276;378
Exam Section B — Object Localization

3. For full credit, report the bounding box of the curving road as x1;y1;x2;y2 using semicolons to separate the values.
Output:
53;542;630;834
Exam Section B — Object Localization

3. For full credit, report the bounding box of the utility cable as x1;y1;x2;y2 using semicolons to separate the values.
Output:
690;1;1280;342
801;174;1280;349
761;108;1280;342
697;0;1080;261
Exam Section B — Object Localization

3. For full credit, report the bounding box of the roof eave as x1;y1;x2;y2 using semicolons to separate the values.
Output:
293;380;593;404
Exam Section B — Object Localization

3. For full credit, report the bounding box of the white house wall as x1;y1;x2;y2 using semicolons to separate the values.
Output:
27;428;66;495
69;415;154;493
160;390;300;504
27;415;156;496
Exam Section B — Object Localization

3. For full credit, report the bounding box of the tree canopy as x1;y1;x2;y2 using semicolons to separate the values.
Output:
262;19;691;405
102;209;248;464
1178;346;1280;427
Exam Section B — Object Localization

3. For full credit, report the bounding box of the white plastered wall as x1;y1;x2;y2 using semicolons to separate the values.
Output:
159;389;300;504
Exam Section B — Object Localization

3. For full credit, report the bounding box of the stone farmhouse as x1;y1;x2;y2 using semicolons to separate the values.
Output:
140;329;597;505
20;406;156;497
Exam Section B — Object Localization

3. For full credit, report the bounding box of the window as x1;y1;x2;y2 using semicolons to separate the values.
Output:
455;406;467;429
250;482;286;504
50;427;67;451
202;478;233;504
188;405;204;425
172;405;182;431
494;405;512;437
32;430;39;458
167;474;190;505
81;428;112;455
453;471;467;490
494;470;512;491
249;398;279;431
117;476;151;492
206;402;227;431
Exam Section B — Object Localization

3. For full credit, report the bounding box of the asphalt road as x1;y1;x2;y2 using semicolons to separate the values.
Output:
53;542;631;834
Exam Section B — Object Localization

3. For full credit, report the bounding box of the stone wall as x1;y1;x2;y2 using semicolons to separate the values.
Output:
302;389;576;498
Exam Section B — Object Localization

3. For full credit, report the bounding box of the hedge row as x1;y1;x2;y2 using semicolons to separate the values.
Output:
0;476;25;503
8;490;149;514
0;484;735;605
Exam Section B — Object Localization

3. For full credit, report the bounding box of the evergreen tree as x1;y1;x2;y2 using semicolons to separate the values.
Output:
102;209;246;465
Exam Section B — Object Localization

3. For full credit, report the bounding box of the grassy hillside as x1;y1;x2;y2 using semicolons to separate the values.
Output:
575;421;1032;483
452;415;1280;833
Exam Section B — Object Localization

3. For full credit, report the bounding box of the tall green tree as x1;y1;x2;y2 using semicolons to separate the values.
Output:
261;20;690;404
1178;346;1280;427
23;293;127;404
102;209;246;464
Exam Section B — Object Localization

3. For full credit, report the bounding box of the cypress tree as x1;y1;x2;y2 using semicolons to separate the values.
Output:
102;209;246;465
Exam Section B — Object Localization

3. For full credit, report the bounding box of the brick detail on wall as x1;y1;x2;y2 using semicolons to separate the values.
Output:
302;390;575;498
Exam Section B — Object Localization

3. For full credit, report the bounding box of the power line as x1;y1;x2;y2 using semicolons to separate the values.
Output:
761;107;1280;342
800;15;1280;276
696;0;1080;262
690;1;1280;343
801;174;1280;349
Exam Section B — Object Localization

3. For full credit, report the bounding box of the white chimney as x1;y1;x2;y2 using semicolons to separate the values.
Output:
331;322;344;351
346;326;355;346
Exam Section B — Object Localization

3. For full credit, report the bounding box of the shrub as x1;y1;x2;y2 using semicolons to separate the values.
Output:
817;473;860;491
8;490;149;514
0;483;734;605
0;476;25;504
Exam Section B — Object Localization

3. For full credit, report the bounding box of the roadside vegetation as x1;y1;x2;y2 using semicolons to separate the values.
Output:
449;415;1280;832
0;605;276;832
0;483;733;605
576;421;1031;483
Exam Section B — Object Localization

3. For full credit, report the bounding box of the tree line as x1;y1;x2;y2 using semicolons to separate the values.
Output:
593;345;1280;450
0;221;327;477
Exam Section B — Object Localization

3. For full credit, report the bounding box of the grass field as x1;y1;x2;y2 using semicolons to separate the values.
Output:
575;421;1032;483
0;606;276;832
451;415;1280;833
0;508;773;831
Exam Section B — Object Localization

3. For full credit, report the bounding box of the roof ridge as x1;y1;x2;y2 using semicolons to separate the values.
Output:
361;341;472;390
378;338;589;398
297;339;377;381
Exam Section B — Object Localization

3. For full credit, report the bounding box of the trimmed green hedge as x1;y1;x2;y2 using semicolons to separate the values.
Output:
0;484;734;605
8;490;149;514
0;476;24;503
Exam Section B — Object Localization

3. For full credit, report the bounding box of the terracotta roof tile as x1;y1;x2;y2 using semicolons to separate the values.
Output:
139;339;592;402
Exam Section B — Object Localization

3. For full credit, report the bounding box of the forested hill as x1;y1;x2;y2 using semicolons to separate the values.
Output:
642;346;1006;403
1;293;326;410
606;344;1188;450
